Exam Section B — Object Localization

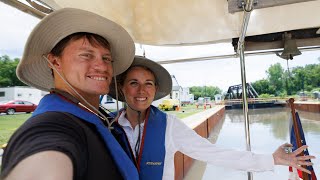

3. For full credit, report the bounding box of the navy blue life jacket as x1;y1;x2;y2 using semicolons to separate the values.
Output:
111;106;167;180
32;93;139;180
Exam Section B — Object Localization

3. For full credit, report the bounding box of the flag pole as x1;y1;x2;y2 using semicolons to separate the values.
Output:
288;98;309;180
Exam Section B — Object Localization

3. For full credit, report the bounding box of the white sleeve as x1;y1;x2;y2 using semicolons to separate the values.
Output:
168;114;275;172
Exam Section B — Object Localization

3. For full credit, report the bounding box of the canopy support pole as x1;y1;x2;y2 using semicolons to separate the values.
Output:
238;0;254;179
239;43;253;180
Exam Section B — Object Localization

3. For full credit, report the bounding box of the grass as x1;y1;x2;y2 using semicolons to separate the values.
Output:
0;105;204;146
0;113;30;146
164;104;206;119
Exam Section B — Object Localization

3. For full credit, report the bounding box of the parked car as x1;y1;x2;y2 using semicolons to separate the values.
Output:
158;99;180;111
0;100;37;115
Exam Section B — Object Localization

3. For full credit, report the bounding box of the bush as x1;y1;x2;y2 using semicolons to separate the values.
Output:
259;94;272;98
279;92;287;98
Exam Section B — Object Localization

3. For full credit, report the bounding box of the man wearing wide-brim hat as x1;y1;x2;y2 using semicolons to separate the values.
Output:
1;8;138;180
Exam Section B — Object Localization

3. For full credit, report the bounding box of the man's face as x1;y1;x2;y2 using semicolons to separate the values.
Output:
55;37;113;98
121;66;157;112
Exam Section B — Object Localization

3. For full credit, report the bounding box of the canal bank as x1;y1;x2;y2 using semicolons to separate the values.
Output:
174;105;225;180
293;101;320;113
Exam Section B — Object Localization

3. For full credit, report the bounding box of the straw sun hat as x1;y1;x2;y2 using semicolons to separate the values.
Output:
108;56;172;102
16;8;135;91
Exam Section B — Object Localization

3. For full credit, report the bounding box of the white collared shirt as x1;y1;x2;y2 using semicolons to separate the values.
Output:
118;112;144;157
118;110;274;180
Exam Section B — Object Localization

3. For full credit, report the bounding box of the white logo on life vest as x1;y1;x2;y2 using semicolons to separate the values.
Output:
146;161;162;166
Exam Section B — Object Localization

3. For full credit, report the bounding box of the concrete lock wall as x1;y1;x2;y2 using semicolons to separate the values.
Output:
294;102;320;113
174;106;225;180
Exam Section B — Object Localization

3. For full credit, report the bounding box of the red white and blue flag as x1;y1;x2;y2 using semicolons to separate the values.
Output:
289;111;317;180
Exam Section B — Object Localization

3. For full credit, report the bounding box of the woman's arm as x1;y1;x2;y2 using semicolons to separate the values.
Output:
273;143;315;174
168;115;274;172
169;115;315;173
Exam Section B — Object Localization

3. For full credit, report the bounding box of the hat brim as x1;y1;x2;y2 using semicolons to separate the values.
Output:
108;56;172;102
16;8;135;91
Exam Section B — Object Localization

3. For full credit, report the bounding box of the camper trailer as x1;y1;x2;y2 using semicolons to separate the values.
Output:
0;86;46;104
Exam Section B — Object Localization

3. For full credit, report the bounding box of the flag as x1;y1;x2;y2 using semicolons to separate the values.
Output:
289;112;317;180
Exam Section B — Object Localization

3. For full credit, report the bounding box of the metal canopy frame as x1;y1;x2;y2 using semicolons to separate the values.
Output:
228;0;316;13
0;0;46;18
1;1;319;179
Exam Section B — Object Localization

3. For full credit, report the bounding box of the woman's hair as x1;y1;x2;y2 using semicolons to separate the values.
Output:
117;65;159;87
50;32;111;56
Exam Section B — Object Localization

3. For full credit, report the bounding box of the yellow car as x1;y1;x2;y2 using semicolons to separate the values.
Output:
2;143;7;149
158;99;180;111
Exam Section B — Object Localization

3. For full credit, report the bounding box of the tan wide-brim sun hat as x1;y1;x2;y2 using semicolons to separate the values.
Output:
16;8;135;92
108;56;172;102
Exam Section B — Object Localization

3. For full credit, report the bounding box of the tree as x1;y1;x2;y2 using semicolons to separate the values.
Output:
304;64;320;89
190;86;222;100
291;64;320;93
0;55;26;87
252;62;319;97
294;67;306;92
266;63;284;95
189;86;202;100
251;79;271;95
282;70;294;95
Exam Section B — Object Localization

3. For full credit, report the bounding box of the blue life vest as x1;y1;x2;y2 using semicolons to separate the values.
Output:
32;94;139;180
111;106;167;180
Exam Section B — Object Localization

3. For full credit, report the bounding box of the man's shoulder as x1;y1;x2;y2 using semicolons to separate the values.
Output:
24;112;81;127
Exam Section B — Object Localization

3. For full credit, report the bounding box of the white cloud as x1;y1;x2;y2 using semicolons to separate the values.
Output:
0;3;39;58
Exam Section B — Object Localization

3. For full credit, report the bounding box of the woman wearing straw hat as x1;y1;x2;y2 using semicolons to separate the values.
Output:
1;8;138;180
108;56;315;180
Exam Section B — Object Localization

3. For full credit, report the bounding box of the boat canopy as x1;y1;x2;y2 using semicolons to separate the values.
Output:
1;0;320;53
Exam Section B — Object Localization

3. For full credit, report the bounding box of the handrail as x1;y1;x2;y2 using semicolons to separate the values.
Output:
223;98;287;103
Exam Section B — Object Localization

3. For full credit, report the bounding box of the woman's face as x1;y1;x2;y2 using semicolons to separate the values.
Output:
121;66;157;112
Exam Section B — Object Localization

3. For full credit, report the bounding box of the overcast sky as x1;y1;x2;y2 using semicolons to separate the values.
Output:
1;3;319;92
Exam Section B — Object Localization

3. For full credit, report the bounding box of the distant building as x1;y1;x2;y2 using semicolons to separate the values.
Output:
313;91;320;99
0;86;47;104
100;95;124;111
214;94;223;104
0;86;125;110
171;85;182;100
152;75;194;107
180;87;194;105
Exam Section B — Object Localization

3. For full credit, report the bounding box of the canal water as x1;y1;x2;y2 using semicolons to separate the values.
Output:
185;107;320;180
